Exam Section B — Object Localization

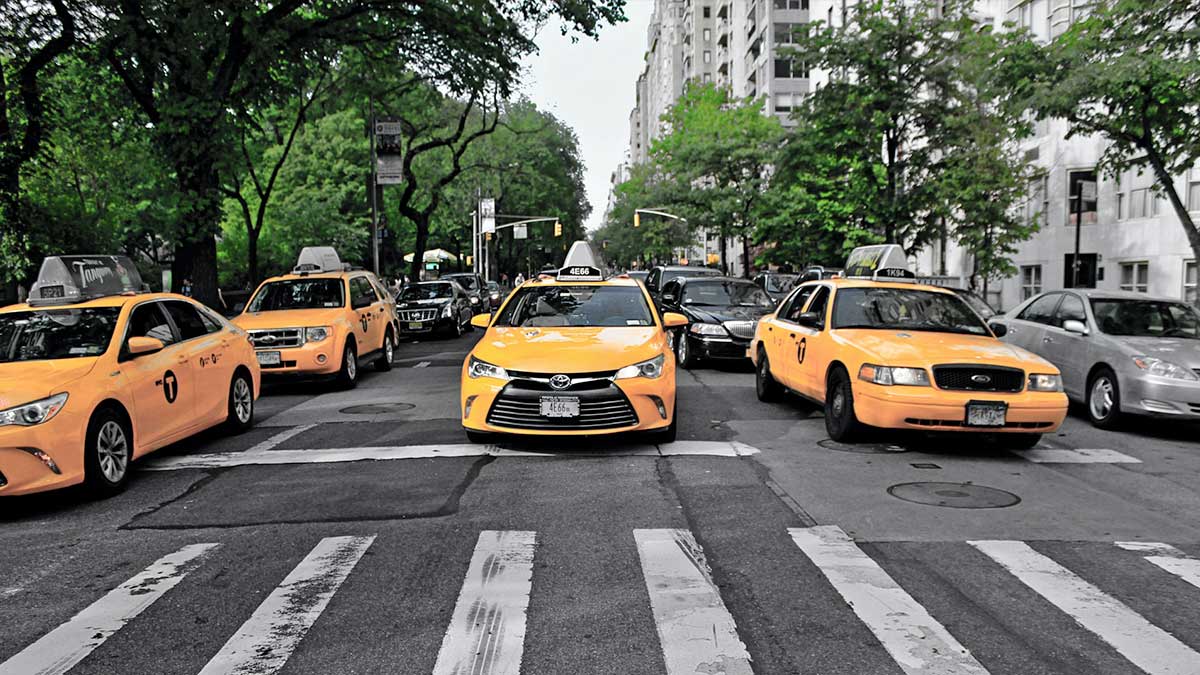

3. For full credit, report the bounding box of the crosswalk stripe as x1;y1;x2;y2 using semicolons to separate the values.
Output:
433;530;537;675
1116;542;1200;590
245;423;317;453
197;535;375;675
634;529;753;675
1014;447;1141;463
0;543;219;675
790;526;988;675
414;361;431;368
970;540;1200;675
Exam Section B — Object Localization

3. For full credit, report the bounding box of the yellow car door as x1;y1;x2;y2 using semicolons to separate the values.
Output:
162;299;235;425
347;277;376;353
793;285;833;400
766;285;817;391
120;301;196;449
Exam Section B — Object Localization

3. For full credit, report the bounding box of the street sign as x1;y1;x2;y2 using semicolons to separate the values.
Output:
1079;180;1097;201
514;224;527;240
374;116;404;185
480;198;496;234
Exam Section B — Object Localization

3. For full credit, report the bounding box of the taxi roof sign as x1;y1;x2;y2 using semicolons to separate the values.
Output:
294;247;344;274
557;265;604;282
844;244;915;281
556;240;605;281
28;255;146;307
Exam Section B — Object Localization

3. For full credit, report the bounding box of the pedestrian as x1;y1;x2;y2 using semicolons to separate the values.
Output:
514;272;525;286
501;272;509;288
181;278;194;297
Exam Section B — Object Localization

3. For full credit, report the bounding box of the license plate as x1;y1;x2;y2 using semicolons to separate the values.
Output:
540;396;580;418
408;322;424;330
966;401;1007;427
256;351;282;366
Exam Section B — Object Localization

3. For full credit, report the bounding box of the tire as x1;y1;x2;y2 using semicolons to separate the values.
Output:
676;332;699;370
755;347;783;402
1087;367;1122;429
337;339;358;389
465;429;491;444
824;366;862;442
84;409;132;497
1001;433;1042;450
376;330;394;372
225;371;255;433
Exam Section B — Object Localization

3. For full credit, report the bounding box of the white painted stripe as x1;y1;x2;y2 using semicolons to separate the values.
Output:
432;531;536;675
1116;542;1200;591
971;540;1200;675
790;526;987;675
634;529;753;675
414;361;431;368
198;535;374;675
245;424;317;453
142;441;759;470
0;543;219;675
1014;447;1140;463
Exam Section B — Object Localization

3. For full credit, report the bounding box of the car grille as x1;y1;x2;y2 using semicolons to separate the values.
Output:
248;328;303;349
486;382;639;430
722;320;757;340
399;309;438;322
932;365;1024;393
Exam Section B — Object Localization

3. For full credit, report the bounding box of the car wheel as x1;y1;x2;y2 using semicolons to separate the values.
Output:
376;330;394;372
225;372;255;433
756;347;783;402
337;339;358;389
825;366;862;442
1087;367;1122;429
1002;433;1041;450
676;332;698;369
84;409;132;497
465;429;491;444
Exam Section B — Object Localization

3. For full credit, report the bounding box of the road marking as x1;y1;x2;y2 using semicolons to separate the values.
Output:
414;361;431;368
433;531;536;675
1116;542;1200;590
634;529;753;675
789;526;988;675
970;540;1200;675
1014;447;1140;463
0;543;219;675
197;535;374;675
245;424;317;453
143;441;760;470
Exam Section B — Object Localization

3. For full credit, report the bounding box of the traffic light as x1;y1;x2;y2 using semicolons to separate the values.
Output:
466;255;473;266
486;232;493;241
554;220;562;237
634;212;640;228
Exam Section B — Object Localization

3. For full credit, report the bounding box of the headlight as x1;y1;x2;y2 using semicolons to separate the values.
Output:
0;393;68;427
858;364;930;386
441;303;454;318
616;354;665;379
1132;356;1199;381
468;356;509;380
688;323;727;336
1028;373;1064;392
305;326;330;343
470;296;480;305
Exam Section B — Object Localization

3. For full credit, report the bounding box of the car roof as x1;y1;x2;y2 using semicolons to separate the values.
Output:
1;291;181;313
801;277;957;294
1066;288;1186;303
676;275;756;285
264;271;360;283
525;275;641;288
658;265;718;272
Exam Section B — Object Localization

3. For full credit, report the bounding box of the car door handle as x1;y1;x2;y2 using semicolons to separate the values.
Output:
767;326;772;332
789;333;796;339
176;354;189;364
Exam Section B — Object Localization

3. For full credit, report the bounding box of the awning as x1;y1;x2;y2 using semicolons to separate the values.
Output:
403;248;458;263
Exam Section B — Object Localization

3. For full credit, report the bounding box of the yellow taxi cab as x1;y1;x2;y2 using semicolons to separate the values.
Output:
0;255;260;497
461;242;689;442
233;247;398;388
749;245;1068;448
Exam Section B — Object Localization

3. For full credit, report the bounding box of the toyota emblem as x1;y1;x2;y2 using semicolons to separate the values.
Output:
970;374;992;384
549;374;572;390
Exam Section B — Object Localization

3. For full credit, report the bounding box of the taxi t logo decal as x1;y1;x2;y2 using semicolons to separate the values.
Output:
797;337;807;364
162;370;179;404
361;315;370;332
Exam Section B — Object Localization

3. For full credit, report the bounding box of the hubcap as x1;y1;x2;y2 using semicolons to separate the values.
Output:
679;336;688;362
385;337;394;363
233;378;252;423
1090;377;1113;419
346;348;357;379
96;420;128;483
831;388;845;418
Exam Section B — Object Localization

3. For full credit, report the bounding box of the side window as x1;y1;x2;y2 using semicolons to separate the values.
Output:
1053;294;1087;328
648;269;660;290
163;301;210;341
350;278;375;308
128;303;177;345
805;286;831;324
197;306;226;334
782;286;817;323
1018;293;1062;325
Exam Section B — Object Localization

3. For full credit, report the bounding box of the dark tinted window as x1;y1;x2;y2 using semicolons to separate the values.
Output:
444;275;479;291
1092;299;1200;338
780;286;817;322
1053;294;1087;328
128;303;177;345
400;283;453;301
806;287;831;322
831;288;989;335
164;301;210;340
683;280;774;308
494;286;654;327
1018;293;1061;325
351;277;377;307
0;308;120;362
248;279;344;311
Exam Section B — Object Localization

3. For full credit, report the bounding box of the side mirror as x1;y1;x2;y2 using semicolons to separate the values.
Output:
1062;319;1089;336
662;312;689;329
470;313;491;329
127;336;165;357
796;312;823;330
989;322;1009;338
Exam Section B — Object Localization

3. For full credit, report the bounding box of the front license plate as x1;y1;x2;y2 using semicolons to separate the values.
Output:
966;401;1007;427
408;322;424;330
540;396;580;418
256;351;282;366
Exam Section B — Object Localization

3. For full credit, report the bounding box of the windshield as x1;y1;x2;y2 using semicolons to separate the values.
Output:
832;287;990;335
1091;299;1200;338
0;308;121;362
247;279;345;311
956;290;997;319
400;283;452;301
665;269;719;283
493;286;654;327
445;275;478;290
763;275;797;293
683;280;775;307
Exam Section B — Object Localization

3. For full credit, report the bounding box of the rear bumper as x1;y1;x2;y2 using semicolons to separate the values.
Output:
855;383;1068;433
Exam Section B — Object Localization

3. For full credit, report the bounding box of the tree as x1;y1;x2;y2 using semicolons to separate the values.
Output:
1005;0;1200;264
597;163;693;269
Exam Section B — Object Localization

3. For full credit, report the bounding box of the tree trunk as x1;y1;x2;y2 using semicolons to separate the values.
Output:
409;214;430;282
741;235;751;279
171;153;223;308
247;227;260;288
1145;149;1200;268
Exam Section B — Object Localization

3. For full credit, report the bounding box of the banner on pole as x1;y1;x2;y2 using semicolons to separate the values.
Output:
514;224;527;240
480;198;496;234
374;117;404;185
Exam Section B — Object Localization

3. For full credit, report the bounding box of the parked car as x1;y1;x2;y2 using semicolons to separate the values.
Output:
625;270;649;284
753;272;799;303
658;276;775;368
440;272;487;312
950;287;999;320
798;266;843;282
992;289;1200;428
644;265;721;302
395;281;475;338
485;280;503;310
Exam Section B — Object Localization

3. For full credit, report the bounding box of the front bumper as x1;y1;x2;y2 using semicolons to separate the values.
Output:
255;340;340;377
854;382;1068;433
1120;373;1200;420
0;406;89;496
687;334;751;360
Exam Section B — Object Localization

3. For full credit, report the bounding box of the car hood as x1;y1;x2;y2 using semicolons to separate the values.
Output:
1106;335;1200;367
685;304;773;323
0;358;101;408
472;326;665;373
844;330;1058;372
232;308;349;330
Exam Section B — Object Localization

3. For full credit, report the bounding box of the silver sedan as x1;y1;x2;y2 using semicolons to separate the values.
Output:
991;289;1200;428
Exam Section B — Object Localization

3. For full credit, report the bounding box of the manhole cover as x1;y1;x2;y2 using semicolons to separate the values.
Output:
887;482;1020;509
340;403;416;414
819;439;909;455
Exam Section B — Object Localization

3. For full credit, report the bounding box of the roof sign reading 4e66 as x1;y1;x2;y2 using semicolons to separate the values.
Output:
557;266;604;281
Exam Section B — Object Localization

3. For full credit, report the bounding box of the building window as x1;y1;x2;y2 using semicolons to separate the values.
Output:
1188;167;1200;212
774;22;800;44
703;50;712;63
1026;176;1047;227
1064;253;1098;288
1067;169;1098;226
1120;261;1150;293
1129;187;1149;219
703;5;711;17
704;28;711;41
703;72;712;82
774;0;805;8
773;57;808;79
1186;260;1197;306
1021;265;1043;300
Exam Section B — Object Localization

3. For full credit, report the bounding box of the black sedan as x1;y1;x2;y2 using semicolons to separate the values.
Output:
395;281;474;338
658;276;776;368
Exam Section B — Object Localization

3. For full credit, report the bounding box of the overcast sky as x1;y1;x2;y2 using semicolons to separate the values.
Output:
518;1;654;231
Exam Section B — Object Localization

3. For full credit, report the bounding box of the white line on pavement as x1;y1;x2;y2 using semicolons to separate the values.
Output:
1013;447;1141;463
413;361;431;368
197;535;374;675
790;526;988;675
1116;542;1200;590
634;529;754;675
0;543;220;675
245;423;317;453
432;531;536;675
970;540;1200;675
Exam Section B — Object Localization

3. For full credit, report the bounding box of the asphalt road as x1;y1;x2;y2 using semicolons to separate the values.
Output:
2;329;1200;675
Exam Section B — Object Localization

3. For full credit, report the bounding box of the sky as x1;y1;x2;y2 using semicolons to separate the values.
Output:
518;1;655;231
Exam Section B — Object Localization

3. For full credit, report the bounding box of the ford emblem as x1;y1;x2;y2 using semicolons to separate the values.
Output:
550;374;572;390
970;374;992;384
